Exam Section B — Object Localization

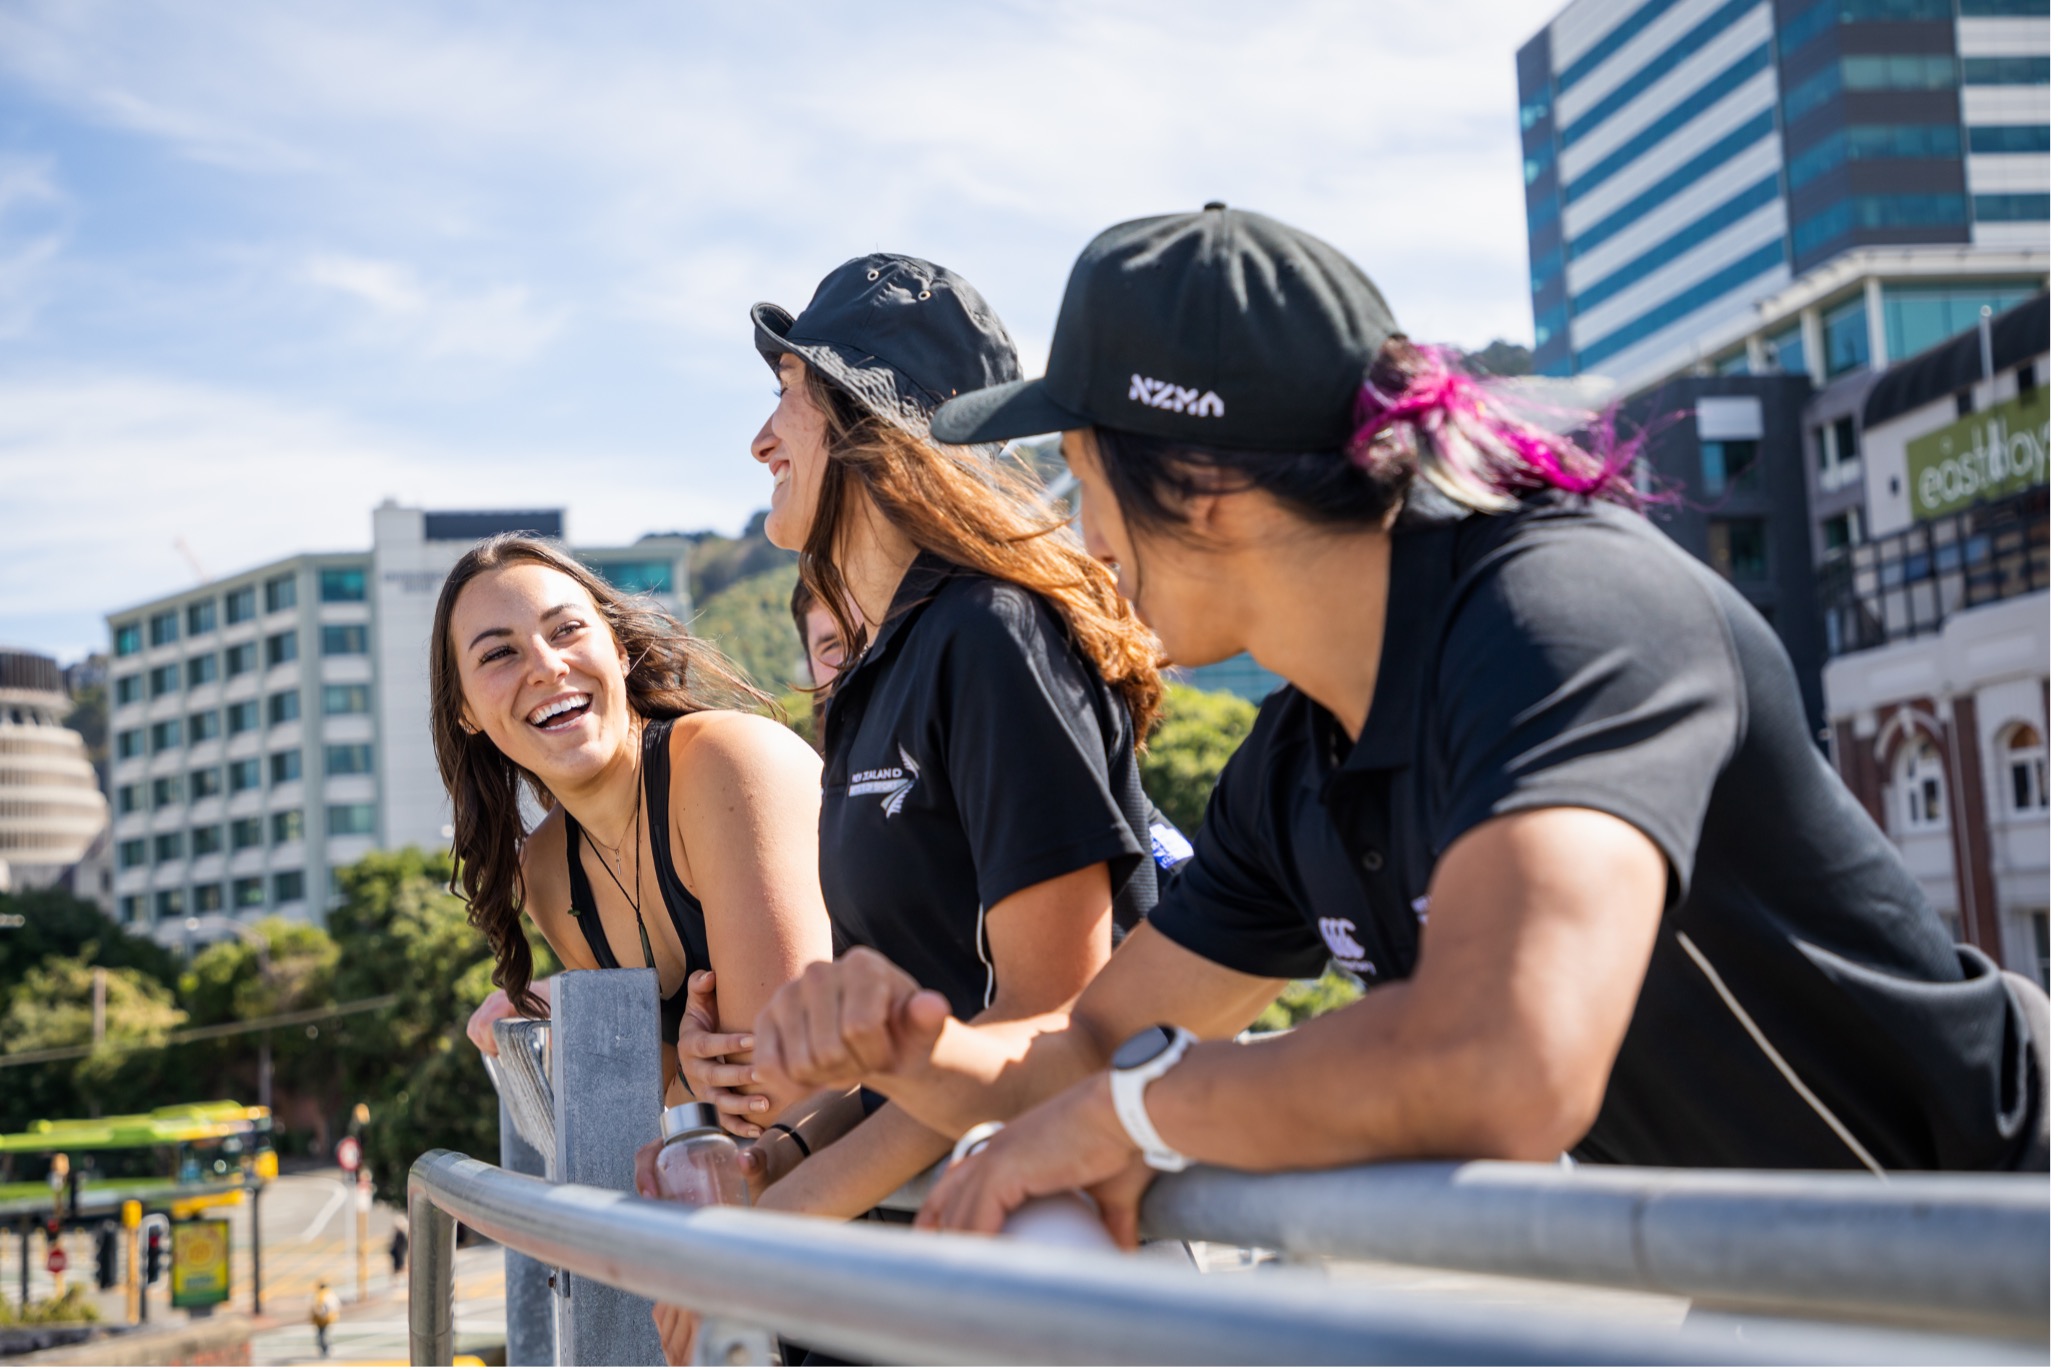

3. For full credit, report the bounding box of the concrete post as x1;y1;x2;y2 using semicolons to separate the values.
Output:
500;1090;557;1366
551;970;664;1367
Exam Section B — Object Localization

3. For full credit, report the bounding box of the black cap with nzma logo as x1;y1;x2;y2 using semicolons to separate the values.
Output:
931;203;1402;452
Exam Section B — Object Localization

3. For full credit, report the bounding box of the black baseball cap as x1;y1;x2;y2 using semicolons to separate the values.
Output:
753;254;1021;437
931;205;1400;451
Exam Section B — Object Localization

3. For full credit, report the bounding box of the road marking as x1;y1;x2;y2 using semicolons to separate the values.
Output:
297;1181;351;1242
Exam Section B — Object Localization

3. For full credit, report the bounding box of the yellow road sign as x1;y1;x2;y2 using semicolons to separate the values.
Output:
170;1218;231;1309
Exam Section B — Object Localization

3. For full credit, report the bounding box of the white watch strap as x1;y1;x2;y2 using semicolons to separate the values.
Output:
1109;1027;1197;1172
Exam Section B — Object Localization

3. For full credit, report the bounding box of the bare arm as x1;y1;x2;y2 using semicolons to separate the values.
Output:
919;809;1670;1238
671;711;835;1119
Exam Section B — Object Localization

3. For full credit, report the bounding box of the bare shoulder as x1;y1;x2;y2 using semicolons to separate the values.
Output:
518;803;573;925
669;709;822;794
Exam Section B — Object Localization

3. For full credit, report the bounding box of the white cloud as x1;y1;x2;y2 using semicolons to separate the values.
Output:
304;253;565;363
0;156;71;338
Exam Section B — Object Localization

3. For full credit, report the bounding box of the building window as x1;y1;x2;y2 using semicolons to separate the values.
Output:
590;561;677;596
1973;193;2052;223
193;883;224;914
118;838;148;870
119;894;143;924
1700;440;1760;495
271;810;304;844
325;744;374;775
268;691;302;726
149;664;180;698
2017;365;2037;398
186;654;218;688
321;624;369;656
264;574;298;614
225;587;257;624
1822;509;1864;553
322;684;372;715
153;832;184;863
327;803;377;836
116;729;144;760
265;631;298;667
191;825;223;857
225;642;257;677
1962;56;2052;86
272;870;306;904
186;600;217;636
149;719;183;752
1896;737;1948;832
2001;723;2048;815
149;611;179;648
270;750;302;786
1822;296;1871;377
1882;282;2040;361
319;566;368;603
1708;519;1771;582
114;674;142;705
228;758;262;793
117;783;144;815
226;700;260;736
232;875;266;909
154;889;186;921
113;623;142;657
188;710;220;743
230;816;265;851
1767;325;1805;374
151;776;181;809
1968;124;2051;154
189;766;222;800
2033;909;2050;990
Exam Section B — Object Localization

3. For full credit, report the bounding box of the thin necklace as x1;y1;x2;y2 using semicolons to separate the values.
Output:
585;729;655;971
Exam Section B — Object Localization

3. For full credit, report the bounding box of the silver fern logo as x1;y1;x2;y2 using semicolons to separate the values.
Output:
849;745;920;816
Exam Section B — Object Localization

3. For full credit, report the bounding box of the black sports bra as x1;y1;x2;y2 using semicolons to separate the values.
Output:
562;716;711;1046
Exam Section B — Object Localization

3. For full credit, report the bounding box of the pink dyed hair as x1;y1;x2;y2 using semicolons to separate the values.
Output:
1348;345;1642;512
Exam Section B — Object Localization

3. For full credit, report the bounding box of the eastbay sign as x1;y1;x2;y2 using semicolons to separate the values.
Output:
1906;384;2049;519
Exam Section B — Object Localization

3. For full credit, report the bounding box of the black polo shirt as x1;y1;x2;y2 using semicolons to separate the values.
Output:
821;554;1156;1021
1152;493;2041;1172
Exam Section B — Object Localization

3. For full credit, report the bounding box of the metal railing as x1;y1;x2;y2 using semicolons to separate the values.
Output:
405;1150;2041;1366
431;966;2050;1366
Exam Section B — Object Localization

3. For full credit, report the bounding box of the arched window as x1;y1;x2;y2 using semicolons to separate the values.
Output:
2001;723;2048;816
1895;737;1947;833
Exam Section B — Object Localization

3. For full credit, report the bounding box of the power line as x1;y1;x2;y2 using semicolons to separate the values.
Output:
0;994;400;1070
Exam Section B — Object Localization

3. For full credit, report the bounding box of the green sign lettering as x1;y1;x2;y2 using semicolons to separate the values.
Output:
1905;384;2049;519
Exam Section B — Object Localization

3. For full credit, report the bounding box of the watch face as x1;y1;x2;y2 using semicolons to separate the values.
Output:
1111;1025;1176;1071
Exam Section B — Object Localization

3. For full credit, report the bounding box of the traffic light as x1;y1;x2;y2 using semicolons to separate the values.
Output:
42;1215;61;1245
94;1224;118;1290
143;1226;164;1284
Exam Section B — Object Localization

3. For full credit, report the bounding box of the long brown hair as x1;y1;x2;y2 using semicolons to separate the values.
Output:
429;535;767;1018
797;369;1163;737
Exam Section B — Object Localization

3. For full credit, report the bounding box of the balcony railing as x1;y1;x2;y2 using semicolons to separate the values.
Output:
1820;486;2048;657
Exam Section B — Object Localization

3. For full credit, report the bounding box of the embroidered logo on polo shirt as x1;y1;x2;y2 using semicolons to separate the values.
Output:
849;745;920;817
1319;917;1375;975
1128;374;1224;418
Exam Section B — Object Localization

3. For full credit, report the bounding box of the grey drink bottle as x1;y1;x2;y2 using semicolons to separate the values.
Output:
652;1102;751;1206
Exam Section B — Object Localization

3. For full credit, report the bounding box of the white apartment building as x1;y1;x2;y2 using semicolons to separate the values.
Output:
105;506;693;946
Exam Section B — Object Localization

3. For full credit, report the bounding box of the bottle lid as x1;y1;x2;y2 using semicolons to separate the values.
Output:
661;1102;723;1142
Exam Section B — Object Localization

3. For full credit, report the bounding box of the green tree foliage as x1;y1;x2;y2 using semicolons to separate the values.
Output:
325;848;557;1203
0;887;179;999
693;564;805;696
1139;684;1260;837
1465;340;1534;377
0;955;187;1115
682;511;796;603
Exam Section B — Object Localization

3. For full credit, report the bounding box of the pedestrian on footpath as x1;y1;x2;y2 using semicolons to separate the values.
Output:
747;204;2049;1243
310;1279;339;1358
388;1219;407;1277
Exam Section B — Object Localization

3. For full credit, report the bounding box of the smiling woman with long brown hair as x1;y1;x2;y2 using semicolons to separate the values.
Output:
433;534;832;1123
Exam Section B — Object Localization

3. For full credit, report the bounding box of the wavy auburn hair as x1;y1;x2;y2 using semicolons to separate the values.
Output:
796;368;1163;739
429;535;767;1019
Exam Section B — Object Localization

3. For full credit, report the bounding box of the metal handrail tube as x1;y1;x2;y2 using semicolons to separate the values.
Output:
406;1150;2039;1366
1140;1161;2051;1336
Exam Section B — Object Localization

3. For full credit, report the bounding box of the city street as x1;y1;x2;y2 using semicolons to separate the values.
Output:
2;1167;510;1364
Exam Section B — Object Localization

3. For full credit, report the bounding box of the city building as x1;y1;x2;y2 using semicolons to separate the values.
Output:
1816;295;2048;979
0;648;112;907
1520;0;2049;394
104;506;694;945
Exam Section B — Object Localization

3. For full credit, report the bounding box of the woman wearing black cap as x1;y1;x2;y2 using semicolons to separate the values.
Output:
745;206;2048;1240
668;254;1176;1225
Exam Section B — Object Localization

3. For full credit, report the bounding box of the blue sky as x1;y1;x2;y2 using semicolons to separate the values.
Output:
0;0;1558;663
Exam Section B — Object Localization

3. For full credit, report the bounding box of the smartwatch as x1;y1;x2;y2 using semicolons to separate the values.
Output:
1107;1025;1199;1172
